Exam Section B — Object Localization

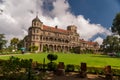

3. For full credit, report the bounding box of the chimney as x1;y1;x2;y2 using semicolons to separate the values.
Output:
55;25;58;29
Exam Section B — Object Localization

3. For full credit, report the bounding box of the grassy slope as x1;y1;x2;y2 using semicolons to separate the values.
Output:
0;53;120;68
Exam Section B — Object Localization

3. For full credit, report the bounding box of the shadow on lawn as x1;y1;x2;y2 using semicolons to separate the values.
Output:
91;55;120;59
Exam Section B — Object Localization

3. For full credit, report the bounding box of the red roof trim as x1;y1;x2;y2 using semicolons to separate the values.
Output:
80;39;98;45
43;25;70;34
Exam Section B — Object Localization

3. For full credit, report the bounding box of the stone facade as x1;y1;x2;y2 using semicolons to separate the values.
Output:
23;16;99;53
23;16;80;52
80;39;99;52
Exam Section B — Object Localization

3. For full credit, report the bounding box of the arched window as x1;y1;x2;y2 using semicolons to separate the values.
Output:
37;22;39;26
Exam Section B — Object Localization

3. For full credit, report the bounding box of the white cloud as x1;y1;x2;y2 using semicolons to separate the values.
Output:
0;0;111;45
76;15;107;39
94;37;103;45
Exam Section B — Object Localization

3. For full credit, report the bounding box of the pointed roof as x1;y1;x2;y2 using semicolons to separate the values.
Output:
32;15;41;22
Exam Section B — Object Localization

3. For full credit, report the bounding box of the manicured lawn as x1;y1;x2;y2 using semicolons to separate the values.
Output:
0;53;120;68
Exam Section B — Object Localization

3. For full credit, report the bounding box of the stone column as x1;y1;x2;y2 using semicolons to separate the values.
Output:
55;45;57;52
40;43;43;52
104;65;113;80
56;62;65;76
79;63;87;78
52;45;55;52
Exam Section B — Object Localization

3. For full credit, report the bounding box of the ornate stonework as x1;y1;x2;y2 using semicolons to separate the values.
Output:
23;16;99;53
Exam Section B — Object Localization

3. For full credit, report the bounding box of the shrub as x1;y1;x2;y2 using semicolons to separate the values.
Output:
34;63;43;71
47;53;58;62
47;62;57;71
66;64;75;72
87;67;104;74
112;69;120;76
29;45;38;52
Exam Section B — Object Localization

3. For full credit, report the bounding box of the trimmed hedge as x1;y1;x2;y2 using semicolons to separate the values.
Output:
66;64;75;72
47;62;57;71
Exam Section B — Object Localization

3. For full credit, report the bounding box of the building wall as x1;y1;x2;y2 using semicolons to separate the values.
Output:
24;16;80;52
23;16;99;53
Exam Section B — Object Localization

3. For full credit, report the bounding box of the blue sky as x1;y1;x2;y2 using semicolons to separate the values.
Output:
0;0;119;44
68;0;120;28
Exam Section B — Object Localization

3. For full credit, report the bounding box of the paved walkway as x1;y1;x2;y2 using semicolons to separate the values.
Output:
43;72;106;80
42;71;119;80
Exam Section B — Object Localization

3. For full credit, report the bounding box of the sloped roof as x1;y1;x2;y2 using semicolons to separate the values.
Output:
87;41;98;45
43;25;70;34
32;16;41;22
80;39;98;45
80;39;87;43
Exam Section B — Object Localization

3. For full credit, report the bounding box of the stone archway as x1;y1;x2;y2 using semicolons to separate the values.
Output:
57;45;61;52
43;44;49;52
54;45;57;52
49;45;53;52
65;46;68;52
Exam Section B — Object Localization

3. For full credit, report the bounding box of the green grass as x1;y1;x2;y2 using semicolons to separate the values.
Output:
0;53;120;68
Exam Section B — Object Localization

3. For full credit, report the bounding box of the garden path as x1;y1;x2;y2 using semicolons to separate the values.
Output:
44;72;106;80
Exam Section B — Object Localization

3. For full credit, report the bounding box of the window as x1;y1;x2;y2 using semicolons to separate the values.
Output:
33;36;35;40
40;35;42;40
33;29;35;33
34;22;36;26
36;29;39;33
48;32;50;35
32;43;35;46
37;23;39;26
43;32;45;35
36;36;39;40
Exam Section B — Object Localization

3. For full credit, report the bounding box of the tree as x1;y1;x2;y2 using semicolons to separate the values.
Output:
0;34;7;50
43;45;49;52
20;59;33;80
102;35;120;53
1;56;33;79
2;56;21;79
29;45;38;52
17;40;24;49
111;13;120;35
47;53;58;71
10;37;19;50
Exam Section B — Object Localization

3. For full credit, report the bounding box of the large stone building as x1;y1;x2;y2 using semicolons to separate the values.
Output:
79;39;99;52
23;16;99;53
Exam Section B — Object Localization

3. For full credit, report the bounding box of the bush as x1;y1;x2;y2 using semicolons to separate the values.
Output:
87;67;104;74
47;62;57;71
66;64;75;72
47;53;58;62
112;69;120;76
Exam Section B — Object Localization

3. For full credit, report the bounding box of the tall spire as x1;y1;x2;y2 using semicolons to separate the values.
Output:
36;11;38;18
35;11;39;19
32;11;43;24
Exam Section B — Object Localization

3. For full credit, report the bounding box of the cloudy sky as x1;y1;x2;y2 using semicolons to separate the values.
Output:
0;0;119;45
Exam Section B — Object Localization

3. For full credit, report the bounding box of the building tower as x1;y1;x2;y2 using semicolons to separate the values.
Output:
26;16;43;51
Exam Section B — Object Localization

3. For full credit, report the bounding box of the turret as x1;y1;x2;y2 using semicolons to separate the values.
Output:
67;25;77;33
32;16;43;29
